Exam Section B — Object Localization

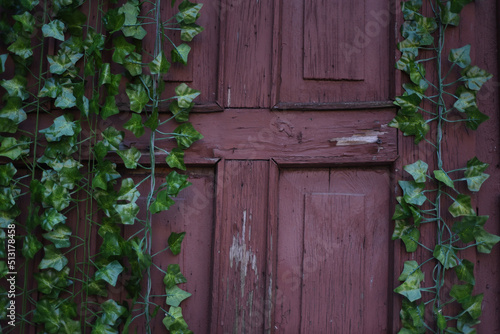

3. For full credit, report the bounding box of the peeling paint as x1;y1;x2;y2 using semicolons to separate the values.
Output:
329;130;386;146
227;87;231;107
229;210;259;298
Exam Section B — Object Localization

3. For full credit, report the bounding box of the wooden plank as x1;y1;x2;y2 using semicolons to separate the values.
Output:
212;160;269;333
303;0;365;80
273;101;394;111
278;0;392;104
274;169;330;333
301;193;365;333
274;168;391;333
222;0;274;108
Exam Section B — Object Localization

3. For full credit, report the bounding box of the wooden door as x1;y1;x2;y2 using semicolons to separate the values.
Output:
171;0;398;332
169;0;500;333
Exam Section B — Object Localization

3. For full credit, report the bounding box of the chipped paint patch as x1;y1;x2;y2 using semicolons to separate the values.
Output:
229;210;258;297
329;130;386;146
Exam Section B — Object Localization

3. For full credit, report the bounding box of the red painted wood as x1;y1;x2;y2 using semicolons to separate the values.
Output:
274;168;391;333
304;0;365;80
276;0;392;106
211;160;269;333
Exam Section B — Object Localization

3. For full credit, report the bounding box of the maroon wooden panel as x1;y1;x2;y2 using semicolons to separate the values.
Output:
221;0;274;108
301;193;365;333
274;168;391;333
303;0;364;80
211;160;269;333
275;0;392;108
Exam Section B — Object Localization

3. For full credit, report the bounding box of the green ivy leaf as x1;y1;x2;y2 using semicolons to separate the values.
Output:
34;267;72;298
440;1;461;26
169;100;193;122
124;114;145;137
0;163;16;186
176;0;203;24
168;232;186;255
22;234;43;259
0;136;30;160
171;44;191;65
117;178;140;202
149;190;175;214
99;63;112;86
461;66;493;91
39;78;61;98
464;106;489;131
180;23;204;42
473;227;500;254
163;306;190;332
1;75;29;100
401;21;433;47
433;244;458;269
166;285;191;307
48;51;83;75
163;264;188;289
84;28;105;55
40;116;77;142
112;35;135;64
453;86;476;112
95;260;124;286
452;215;488;243
7;36;33;59
123;52;142;76
397;38;420;57
401;226;420;253
450;284;473;303
394;94;422;115
33;298;62;332
101;299;127;326
126;83;149;113
433;170;454;188
0;54;7;74
392;197;412;221
394;261;424;302
144;108;159;130
39;245;68;271
399;180;426;206
100;232;123;257
41;208;67;231
92;160;121;190
42;224;72;248
461;294;483;320
55;86;77;109
389;112;429;144
13;11;35;33
449;194;475;217
449;45;471;69
173;122;203;149
102;127;124;151
403;160;428;183
103;8;125;33
0;98;27;128
149;51;170;74
101;96;119;120
42;20;66;41
455;259;475;285
165;171;190;197
117;147;141;169
450;0;473;14
166;148;186;170
464;157;489;191
92;317;118;334
86;279;108;297
397;261;420;281
118;0;147;39
114;202;140;225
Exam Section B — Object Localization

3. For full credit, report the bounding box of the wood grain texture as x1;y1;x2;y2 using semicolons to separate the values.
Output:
301;193;365;333
211;160;269;333
274;168;391;333
303;0;365;80
276;0;392;105
222;0;274;108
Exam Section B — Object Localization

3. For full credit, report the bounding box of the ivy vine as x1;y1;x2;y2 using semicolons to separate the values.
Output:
391;0;499;333
0;0;203;333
